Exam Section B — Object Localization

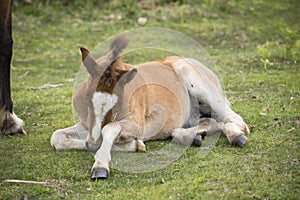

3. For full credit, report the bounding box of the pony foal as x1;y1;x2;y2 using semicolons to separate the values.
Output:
51;35;250;179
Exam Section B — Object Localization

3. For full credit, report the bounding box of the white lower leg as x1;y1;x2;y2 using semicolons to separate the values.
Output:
93;123;121;171
0;109;25;134
223;106;250;144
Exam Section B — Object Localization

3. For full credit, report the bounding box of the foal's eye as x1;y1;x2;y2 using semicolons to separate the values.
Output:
107;78;113;85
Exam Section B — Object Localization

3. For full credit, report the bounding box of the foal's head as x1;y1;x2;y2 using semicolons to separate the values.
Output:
80;35;137;147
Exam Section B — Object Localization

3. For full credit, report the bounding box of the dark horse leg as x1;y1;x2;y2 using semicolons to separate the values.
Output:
0;0;25;134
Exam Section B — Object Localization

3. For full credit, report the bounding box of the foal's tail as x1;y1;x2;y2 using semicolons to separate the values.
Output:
109;34;130;62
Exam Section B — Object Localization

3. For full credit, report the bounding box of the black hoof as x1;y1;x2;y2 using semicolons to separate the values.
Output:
232;135;248;147
91;169;109;180
193;135;202;147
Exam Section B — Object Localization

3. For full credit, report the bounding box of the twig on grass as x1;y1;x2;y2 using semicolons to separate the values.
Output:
3;179;68;193
28;83;63;90
3;179;49;186
3;179;73;196
3;179;71;195
267;121;284;129
287;127;295;133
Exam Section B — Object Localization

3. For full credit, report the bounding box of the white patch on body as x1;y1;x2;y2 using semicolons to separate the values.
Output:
91;92;118;141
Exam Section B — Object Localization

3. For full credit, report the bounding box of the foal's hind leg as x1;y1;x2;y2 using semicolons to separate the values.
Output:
173;58;250;147
172;118;223;146
222;105;250;146
51;122;88;150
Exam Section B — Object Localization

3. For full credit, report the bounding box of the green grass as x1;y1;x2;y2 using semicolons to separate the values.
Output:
1;0;299;199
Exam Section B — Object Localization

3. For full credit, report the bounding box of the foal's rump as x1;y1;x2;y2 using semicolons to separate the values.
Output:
113;62;191;141
172;58;228;122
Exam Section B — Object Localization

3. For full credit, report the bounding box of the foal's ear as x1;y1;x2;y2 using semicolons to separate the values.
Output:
109;34;130;62
79;46;99;77
118;68;137;87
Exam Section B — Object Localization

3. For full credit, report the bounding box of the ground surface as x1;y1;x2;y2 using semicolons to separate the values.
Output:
0;0;299;199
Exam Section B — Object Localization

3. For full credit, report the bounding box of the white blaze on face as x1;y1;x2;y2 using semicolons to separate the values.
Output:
91;92;118;141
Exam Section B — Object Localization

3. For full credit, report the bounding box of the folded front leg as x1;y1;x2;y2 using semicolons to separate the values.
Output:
50;122;88;150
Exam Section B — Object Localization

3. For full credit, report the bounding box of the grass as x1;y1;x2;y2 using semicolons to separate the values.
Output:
1;0;299;199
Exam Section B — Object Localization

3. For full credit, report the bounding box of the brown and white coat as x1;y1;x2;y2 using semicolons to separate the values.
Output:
51;35;250;179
